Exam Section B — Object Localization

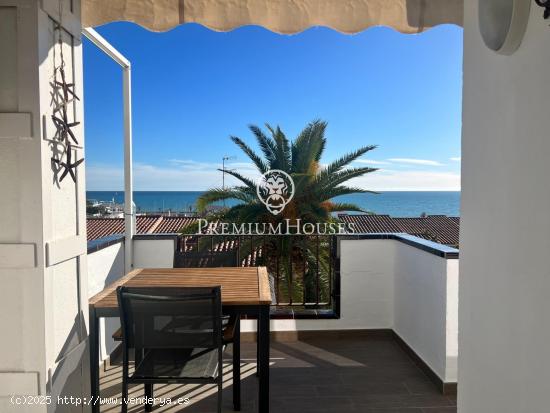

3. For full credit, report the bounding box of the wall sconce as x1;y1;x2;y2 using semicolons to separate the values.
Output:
479;0;531;55
535;0;550;19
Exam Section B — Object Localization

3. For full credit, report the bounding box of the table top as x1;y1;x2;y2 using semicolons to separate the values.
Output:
89;267;272;309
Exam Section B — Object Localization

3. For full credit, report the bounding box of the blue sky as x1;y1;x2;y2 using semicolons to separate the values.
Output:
83;23;462;191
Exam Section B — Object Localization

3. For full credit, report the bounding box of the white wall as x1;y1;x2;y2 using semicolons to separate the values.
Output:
133;238;176;268
87;234;458;386
87;242;125;361
394;241;459;382
460;1;550;412
445;258;459;383
339;239;395;328
85;236;180;362
136;235;399;334
86;237;176;362
242;239;395;333
88;242;125;297
240;237;458;386
0;2;88;411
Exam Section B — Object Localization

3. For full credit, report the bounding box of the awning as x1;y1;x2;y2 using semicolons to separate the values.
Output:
82;0;463;34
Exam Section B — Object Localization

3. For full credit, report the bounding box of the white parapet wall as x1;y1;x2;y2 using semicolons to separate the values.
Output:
88;240;125;298
393;239;459;383
133;235;177;269
87;233;459;386
87;235;178;363
87;238;125;362
241;238;396;332
240;234;459;387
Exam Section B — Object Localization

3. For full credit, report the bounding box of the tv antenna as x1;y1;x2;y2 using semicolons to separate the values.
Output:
222;155;236;190
222;155;236;206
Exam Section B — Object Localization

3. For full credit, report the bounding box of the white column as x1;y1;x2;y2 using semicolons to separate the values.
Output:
81;28;134;273
461;1;550;412
0;1;89;411
123;57;134;274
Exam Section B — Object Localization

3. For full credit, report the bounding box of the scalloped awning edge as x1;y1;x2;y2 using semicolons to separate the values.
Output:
82;0;463;34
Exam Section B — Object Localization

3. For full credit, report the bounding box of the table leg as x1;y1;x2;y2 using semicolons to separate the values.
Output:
233;315;241;411
145;383;153;412
89;306;100;413
258;305;270;413
256;318;260;377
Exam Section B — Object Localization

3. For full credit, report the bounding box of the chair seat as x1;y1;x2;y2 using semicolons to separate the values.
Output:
132;348;219;380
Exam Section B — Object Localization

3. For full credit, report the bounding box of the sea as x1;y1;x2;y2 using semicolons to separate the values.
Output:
87;191;460;217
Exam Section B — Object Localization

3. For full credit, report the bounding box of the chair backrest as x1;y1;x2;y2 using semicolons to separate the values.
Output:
117;286;222;353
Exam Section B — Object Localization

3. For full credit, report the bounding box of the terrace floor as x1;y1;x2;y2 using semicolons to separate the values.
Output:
99;333;457;413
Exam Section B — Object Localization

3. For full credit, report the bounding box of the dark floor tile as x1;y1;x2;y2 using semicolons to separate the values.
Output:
100;335;457;413
363;409;424;413
446;394;457;403
271;395;353;412
340;365;426;384
353;394;456;410
317;382;410;396
403;377;441;395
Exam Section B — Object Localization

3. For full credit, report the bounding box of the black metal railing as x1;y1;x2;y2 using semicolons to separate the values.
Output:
175;234;339;316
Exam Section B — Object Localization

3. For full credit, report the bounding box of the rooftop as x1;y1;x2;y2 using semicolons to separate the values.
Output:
87;214;460;247
339;214;460;247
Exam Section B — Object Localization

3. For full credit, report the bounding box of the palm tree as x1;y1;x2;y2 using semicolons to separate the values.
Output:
197;119;377;221
193;120;378;306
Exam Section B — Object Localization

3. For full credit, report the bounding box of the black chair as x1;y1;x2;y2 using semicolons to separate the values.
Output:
112;294;242;410
117;286;225;413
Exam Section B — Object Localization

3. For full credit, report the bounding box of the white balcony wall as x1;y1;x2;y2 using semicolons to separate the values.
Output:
87;234;457;385
394;241;459;382
241;239;396;333
87;236;176;363
338;239;396;328
240;236;458;386
133;237;176;268
461;1;550;411
87;242;125;362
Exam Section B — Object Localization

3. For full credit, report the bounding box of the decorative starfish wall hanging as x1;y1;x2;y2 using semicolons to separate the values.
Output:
52;144;85;182
50;24;84;184
55;66;79;104
51;114;80;145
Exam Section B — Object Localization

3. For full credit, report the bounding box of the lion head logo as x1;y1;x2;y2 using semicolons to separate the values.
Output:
256;169;295;215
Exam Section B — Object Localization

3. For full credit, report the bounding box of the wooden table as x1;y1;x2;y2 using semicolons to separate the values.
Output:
89;267;272;413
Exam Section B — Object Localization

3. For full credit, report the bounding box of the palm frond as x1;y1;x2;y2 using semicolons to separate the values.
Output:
292;120;327;173
229;202;271;224
249;125;277;166
196;187;253;212
316;166;378;190
267;124;291;171
230;136;268;173
217;168;257;190
316;186;376;201
320;145;377;179
310;121;327;163
325;202;369;213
